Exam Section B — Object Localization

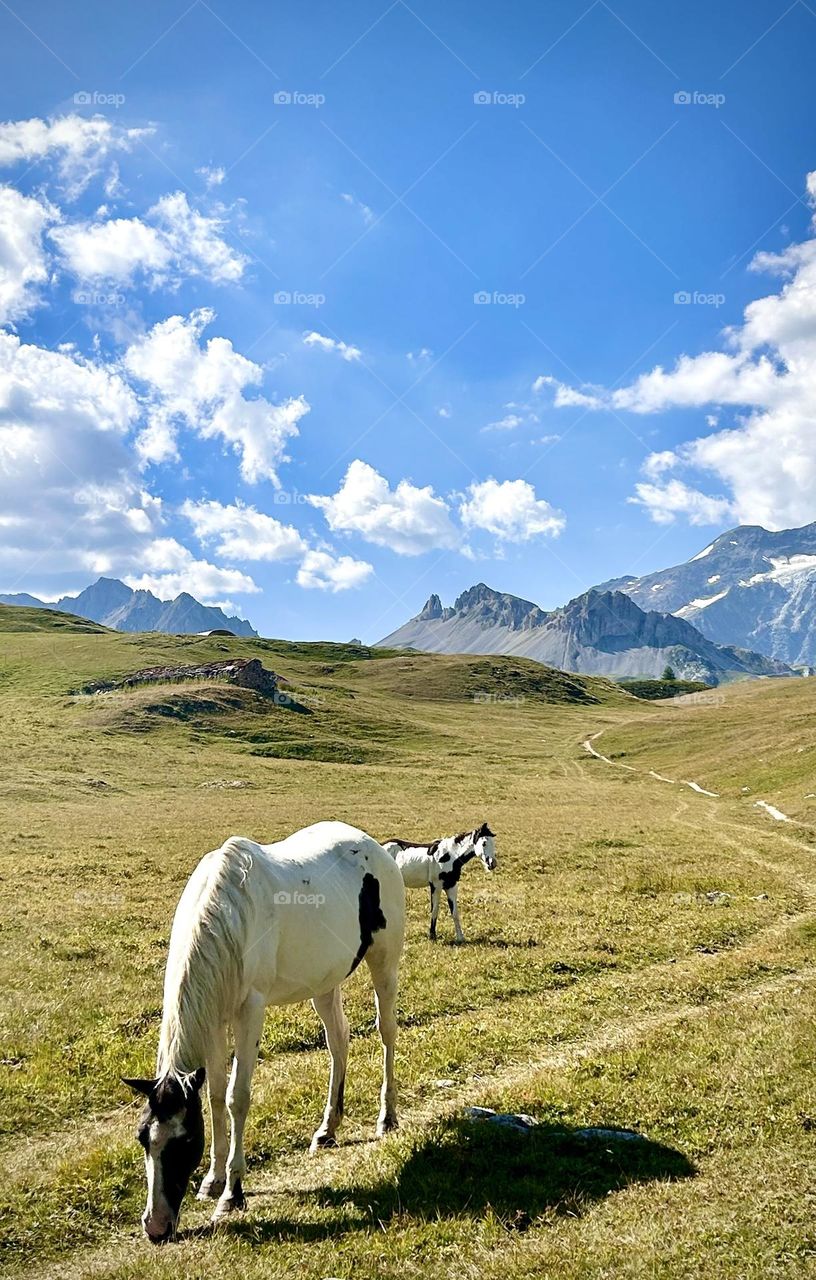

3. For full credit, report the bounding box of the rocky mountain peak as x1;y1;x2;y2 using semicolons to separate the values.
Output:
418;593;444;620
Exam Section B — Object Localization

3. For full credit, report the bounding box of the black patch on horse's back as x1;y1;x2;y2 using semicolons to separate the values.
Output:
385;837;438;856
347;872;387;974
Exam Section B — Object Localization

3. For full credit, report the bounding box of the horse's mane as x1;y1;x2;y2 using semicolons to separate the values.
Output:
384;828;479;856
157;836;256;1079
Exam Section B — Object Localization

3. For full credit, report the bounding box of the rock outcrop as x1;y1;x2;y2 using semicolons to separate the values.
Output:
84;658;278;696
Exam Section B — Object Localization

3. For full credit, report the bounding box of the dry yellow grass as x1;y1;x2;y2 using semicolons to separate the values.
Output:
1;617;815;1278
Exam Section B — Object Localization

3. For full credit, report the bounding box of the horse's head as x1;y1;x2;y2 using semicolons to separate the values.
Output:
473;822;497;871
122;1067;206;1243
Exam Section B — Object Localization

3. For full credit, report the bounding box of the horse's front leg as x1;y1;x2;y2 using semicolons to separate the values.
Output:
310;986;350;1153
197;1023;228;1201
447;884;466;944
213;991;265;1223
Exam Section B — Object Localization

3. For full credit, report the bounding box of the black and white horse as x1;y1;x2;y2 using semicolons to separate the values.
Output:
382;822;497;943
123;821;405;1242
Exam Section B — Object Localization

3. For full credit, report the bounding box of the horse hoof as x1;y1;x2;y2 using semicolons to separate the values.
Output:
211;1180;245;1220
197;1176;226;1201
309;1132;338;1154
376;1115;398;1138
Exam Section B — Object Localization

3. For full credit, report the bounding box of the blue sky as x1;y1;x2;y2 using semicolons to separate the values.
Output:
1;0;816;639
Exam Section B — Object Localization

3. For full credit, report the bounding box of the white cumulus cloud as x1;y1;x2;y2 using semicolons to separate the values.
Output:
0;186;54;323
0;330;164;582
124;309;308;483
0;115;152;197
124;537;259;601
533;374;603;409
542;167;816;531
51;191;247;288
296;549;373;592
309;460;460;555
459;478;566;542
303;331;362;362
181;498;307;561
628;480;736;526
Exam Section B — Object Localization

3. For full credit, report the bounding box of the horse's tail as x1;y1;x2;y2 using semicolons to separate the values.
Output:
157;836;257;1078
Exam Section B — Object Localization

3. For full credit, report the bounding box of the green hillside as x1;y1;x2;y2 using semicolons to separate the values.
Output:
0;609;814;1280
0;602;107;633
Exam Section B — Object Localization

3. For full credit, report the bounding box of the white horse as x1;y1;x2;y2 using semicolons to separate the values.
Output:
382;822;497;943
123;821;405;1242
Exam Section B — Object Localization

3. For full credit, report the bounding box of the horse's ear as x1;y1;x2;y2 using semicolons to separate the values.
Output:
190;1066;206;1093
121;1076;156;1097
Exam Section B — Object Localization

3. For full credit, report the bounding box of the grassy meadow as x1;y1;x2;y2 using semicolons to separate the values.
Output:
1;606;815;1278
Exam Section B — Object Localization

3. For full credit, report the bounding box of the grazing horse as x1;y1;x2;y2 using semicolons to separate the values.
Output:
123;821;405;1242
382;822;497;943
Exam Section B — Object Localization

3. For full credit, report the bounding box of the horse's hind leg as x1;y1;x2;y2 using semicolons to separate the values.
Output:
429;881;441;940
197;1021;228;1200
366;950;399;1137
213;990;265;1223
310;985;350;1153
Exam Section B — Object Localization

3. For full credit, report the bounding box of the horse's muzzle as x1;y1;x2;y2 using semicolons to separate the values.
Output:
143;1214;177;1245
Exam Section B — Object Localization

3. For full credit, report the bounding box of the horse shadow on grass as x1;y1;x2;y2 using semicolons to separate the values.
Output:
224;1114;695;1244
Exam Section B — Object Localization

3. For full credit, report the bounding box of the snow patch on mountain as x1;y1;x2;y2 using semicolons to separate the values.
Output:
595;522;816;666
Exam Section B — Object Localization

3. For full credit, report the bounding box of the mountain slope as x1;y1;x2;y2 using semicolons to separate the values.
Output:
0;577;257;637
595;523;816;666
378;583;792;683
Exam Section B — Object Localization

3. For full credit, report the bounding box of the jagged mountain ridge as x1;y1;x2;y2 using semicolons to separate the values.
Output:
378;583;792;683
0;577;257;637
595;523;816;666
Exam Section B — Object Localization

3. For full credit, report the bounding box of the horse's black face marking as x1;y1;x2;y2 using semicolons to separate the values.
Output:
125;1069;206;1243
347;872;386;974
